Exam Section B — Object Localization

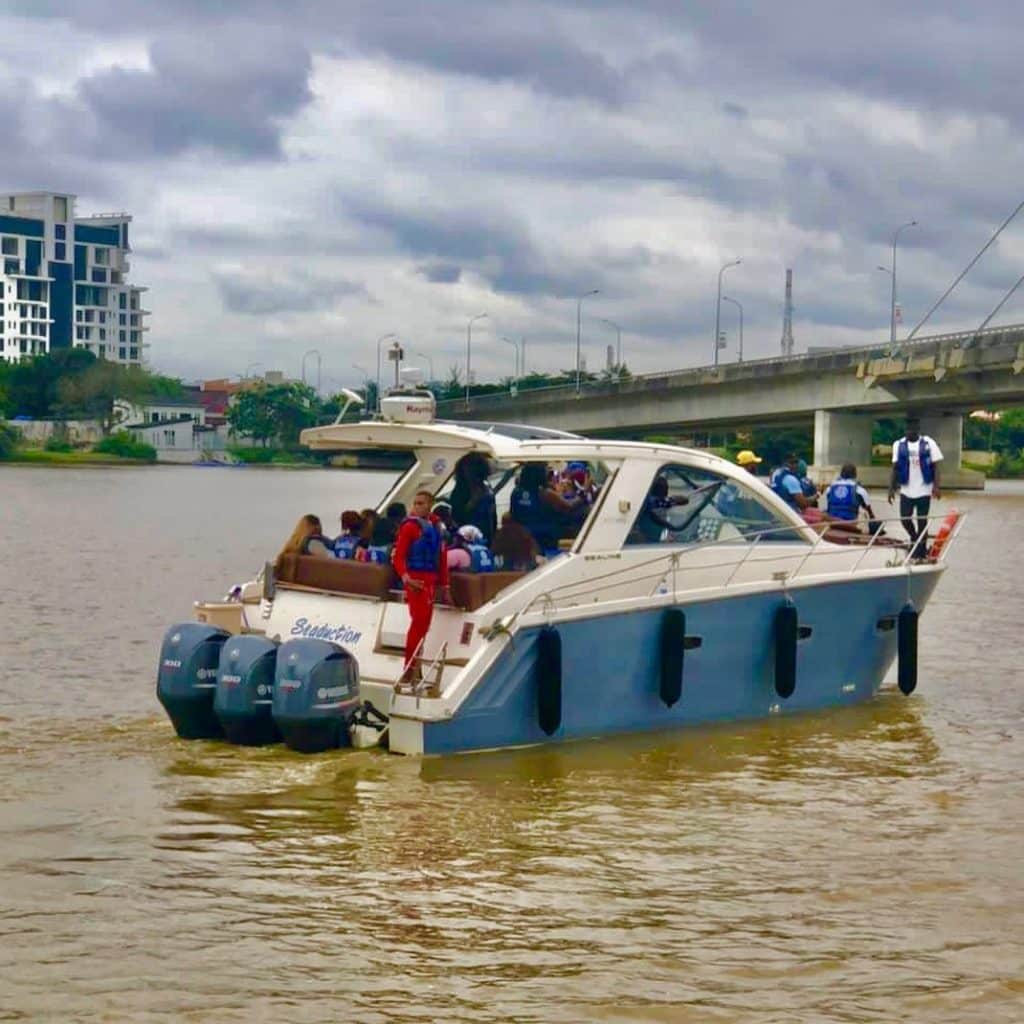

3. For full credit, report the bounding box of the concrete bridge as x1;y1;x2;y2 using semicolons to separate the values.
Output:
440;323;1024;488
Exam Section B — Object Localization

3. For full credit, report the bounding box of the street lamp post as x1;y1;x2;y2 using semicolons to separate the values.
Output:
600;318;623;370
720;296;743;363
416;351;434;382
714;258;741;367
465;312;487;404
301;348;322;393
243;361;263;380
575;289;599;394
375;332;396;414
889;220;917;345
502;336;521;380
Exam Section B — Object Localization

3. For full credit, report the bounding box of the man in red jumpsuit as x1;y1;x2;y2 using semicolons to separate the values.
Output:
392;489;451;688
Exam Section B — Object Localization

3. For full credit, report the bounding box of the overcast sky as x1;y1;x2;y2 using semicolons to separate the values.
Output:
3;1;1023;388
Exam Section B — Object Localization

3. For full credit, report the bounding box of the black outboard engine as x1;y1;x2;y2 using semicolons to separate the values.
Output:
272;638;361;753
157;623;230;739
214;636;281;746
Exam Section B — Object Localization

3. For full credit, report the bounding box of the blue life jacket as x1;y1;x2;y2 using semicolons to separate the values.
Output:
333;534;359;559
404;517;442;573
465;542;494;572
770;468;802;509
895;437;934;485
362;544;390;565
800;476;817;498
511;486;559;550
826;479;860;520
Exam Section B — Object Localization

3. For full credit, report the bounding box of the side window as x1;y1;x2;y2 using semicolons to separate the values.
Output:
627;464;803;545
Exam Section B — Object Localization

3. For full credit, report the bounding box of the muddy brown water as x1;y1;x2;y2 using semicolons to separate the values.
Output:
1;466;1022;1022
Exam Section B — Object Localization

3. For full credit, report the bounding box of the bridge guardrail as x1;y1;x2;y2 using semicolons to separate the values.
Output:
437;322;1024;411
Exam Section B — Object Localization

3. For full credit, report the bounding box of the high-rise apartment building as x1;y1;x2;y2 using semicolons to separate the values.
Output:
0;191;149;365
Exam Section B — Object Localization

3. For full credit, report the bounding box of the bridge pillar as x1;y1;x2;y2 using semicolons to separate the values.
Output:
919;412;984;489
812;410;873;481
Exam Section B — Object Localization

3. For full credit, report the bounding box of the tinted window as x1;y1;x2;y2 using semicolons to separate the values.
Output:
627;464;803;545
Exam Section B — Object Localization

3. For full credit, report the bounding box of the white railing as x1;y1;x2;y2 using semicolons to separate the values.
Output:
518;511;966;618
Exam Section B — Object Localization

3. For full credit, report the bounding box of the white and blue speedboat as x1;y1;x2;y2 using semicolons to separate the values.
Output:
157;392;961;756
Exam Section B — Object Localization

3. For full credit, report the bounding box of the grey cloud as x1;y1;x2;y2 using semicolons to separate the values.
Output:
347;197;599;298
417;262;462;284
214;268;367;315
75;28;313;158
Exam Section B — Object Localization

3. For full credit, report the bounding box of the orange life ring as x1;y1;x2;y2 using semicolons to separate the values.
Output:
927;510;960;560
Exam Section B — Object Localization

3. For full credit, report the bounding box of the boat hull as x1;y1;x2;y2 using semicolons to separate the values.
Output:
420;571;940;755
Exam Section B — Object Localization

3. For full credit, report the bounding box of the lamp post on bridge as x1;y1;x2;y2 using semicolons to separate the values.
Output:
501;336;521;380
465;312;488;405
575;289;599;395
889;220;917;346
720;297;743;363
714;258;741;367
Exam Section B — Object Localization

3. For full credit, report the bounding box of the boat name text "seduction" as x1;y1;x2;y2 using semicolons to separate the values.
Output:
290;618;363;644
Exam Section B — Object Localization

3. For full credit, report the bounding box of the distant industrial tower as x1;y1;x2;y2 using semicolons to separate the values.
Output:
780;268;795;356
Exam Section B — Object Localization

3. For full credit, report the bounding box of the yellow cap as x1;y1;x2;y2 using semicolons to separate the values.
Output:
736;449;762;466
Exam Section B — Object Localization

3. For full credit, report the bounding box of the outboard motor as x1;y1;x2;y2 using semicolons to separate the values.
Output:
214;636;281;746
157;623;230;739
272;639;361;753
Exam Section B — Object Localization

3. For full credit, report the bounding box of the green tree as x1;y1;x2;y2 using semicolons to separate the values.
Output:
227;381;320;446
5;349;97;418
55;361;155;434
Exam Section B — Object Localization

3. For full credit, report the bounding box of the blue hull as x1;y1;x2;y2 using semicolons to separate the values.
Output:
424;573;939;755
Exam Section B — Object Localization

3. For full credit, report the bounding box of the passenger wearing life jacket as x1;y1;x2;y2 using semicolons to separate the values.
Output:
333;510;363;559
826;463;881;533
796;459;819;500
448;524;495;573
274;514;334;575
510;462;587;555
769;455;814;511
392;490;451;684
888;416;944;558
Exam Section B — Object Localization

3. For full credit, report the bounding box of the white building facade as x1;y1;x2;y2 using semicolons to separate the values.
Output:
0;191;149;365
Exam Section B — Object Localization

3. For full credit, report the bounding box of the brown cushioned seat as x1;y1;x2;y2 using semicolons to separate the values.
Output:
277;554;394;599
449;570;526;611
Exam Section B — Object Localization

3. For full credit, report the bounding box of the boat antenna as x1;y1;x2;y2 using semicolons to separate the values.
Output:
906;197;1024;342
334;387;365;424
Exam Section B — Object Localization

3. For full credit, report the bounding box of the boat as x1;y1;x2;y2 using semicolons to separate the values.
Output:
156;389;963;756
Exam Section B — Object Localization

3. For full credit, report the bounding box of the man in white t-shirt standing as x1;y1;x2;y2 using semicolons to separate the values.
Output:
888;416;943;558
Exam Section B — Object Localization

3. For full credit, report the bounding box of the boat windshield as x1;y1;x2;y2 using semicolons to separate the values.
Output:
626;463;805;545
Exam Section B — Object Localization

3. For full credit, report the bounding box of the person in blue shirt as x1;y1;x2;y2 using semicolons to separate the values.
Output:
769;455;813;511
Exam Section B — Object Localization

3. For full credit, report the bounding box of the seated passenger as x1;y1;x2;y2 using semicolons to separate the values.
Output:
492;513;541;571
449;524;494;572
770;455;814;511
564;461;598;504
334;510;363;559
385;502;407;537
431;501;458;541
510;462;588;554
826;463;882;534
354;509;390;564
450;452;497;543
796;459;819;500
632;475;688;543
274;513;334;574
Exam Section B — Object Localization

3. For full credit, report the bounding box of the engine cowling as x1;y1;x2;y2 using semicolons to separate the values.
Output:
272;638;361;753
156;623;230;739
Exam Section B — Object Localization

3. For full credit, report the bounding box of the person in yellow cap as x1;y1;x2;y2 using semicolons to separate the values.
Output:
735;449;762;475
